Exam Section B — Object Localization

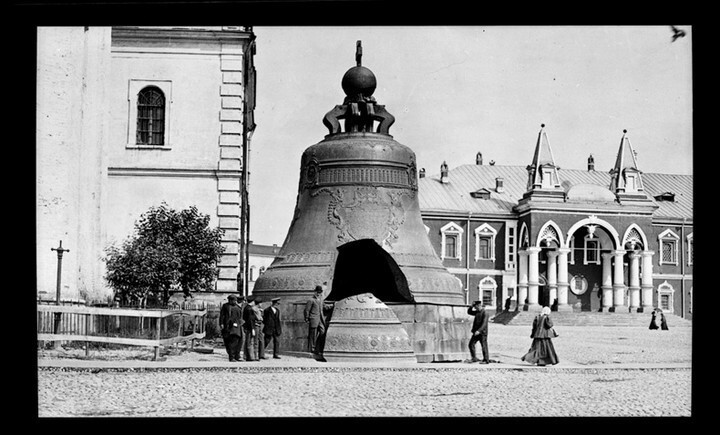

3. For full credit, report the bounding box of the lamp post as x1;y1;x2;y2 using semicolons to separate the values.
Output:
51;241;69;349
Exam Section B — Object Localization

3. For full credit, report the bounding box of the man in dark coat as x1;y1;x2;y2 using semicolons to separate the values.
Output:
263;297;283;359
304;285;326;354
467;300;490;363
253;297;266;359
219;294;244;362
242;296;259;361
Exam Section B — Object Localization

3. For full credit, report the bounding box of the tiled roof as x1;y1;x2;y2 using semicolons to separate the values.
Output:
418;164;692;221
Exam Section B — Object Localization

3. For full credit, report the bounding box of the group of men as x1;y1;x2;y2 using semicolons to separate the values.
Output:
219;284;333;362
219;294;283;362
221;286;491;364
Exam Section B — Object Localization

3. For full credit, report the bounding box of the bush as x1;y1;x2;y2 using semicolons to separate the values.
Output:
105;203;225;307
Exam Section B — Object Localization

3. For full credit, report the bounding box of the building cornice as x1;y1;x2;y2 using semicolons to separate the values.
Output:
112;26;254;44
513;200;657;217
421;211;517;221
652;217;694;226
108;167;241;179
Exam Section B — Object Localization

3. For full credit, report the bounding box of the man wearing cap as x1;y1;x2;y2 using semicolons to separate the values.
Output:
242;295;259;361
253;297;266;360
467;300;490;364
219;294;244;362
263;297;283;359
304;285;326;354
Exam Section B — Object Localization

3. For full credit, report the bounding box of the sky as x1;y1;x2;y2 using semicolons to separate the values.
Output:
247;25;693;247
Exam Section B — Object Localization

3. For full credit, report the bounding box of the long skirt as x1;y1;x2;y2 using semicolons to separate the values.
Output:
522;338;559;366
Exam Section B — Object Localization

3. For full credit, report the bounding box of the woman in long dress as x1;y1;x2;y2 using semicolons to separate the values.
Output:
522;306;559;366
649;309;660;330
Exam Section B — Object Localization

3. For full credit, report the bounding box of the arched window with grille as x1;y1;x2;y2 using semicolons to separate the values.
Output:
136;86;166;146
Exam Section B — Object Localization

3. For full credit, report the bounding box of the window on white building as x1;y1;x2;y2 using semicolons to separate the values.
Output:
137;87;166;145
440;222;463;260
127;80;172;148
687;233;693;266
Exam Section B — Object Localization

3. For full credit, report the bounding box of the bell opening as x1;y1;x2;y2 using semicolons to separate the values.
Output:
328;239;414;303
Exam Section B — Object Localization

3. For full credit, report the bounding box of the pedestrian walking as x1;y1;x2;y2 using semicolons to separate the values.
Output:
466;300;490;364
657;308;669;330
304;285;326;355
253;297;266;359
649;309;660;330
219;294;244;362
522;306;559;366
263;297;283;359
242;295;260;361
504;297;512;312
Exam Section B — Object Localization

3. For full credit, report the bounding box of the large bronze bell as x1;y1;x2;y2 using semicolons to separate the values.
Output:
253;42;471;362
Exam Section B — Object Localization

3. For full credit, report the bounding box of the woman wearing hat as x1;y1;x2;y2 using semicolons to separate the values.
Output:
522;306;559;366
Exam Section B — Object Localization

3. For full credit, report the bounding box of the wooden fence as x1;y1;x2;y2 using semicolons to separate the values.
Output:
37;304;207;360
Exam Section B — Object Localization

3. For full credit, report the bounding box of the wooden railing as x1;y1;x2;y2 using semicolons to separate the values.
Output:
37;304;207;360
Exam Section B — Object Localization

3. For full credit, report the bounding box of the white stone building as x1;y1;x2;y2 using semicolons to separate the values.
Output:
36;26;257;303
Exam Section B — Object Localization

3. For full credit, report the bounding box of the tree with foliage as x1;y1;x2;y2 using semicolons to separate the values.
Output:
105;203;225;307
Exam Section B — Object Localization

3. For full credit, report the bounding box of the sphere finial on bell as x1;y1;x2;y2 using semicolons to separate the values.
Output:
341;41;377;100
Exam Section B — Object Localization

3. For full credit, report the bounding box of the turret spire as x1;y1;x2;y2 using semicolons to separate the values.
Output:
526;124;562;191
610;129;644;194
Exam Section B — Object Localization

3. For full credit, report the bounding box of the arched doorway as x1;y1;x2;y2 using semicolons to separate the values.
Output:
328;239;415;303
567;223;615;311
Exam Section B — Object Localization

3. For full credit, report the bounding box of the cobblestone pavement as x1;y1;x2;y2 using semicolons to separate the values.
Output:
37;324;694;417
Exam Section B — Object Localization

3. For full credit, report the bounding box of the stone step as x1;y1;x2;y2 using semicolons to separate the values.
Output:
490;310;691;327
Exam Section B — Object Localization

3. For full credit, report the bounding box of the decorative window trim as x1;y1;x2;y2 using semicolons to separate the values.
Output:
657;280;675;314
478;276;497;309
127;79;173;149
540;165;559;188
569;274;588;295
625;173;636;191
519;222;530;249
505;222;517;270
686;233;693;266
440;222;463;260
658;229;679;265
569;237;575;265
474;223;497;261
622;224;646;251
583;236;600;265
